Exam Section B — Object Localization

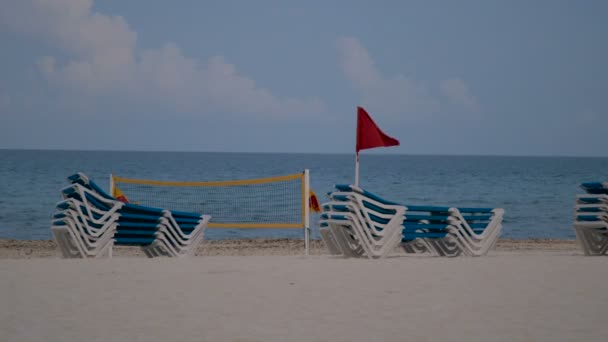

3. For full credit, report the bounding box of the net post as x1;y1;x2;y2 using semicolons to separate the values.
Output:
109;173;114;197
304;169;310;256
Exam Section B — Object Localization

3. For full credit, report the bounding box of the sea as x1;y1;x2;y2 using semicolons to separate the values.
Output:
1;149;607;241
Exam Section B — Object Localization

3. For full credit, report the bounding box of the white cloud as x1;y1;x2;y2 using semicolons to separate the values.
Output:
336;37;440;116
1;0;325;117
439;79;480;113
336;36;480;117
336;37;382;90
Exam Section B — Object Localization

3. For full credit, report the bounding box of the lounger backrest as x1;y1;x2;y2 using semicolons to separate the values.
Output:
580;182;608;195
68;172;205;222
331;184;498;236
67;173;115;200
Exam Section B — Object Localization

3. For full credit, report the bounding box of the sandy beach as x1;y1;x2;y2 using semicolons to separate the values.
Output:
0;238;581;259
1;238;606;341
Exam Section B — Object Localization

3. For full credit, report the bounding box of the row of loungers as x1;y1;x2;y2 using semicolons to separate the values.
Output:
47;174;608;258
319;184;505;258
574;182;608;256
51;173;211;258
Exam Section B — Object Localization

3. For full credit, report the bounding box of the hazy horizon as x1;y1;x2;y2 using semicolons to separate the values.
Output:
3;147;608;159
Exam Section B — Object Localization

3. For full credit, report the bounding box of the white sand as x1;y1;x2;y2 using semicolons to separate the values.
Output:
1;250;607;341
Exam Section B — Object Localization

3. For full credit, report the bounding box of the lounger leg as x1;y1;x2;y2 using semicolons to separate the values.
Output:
94;239;114;259
320;228;342;256
52;228;80;258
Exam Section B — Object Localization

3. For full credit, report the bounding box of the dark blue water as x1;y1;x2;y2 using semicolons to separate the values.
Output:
1;149;607;240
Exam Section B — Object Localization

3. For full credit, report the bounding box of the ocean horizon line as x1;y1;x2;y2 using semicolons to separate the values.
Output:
2;147;608;159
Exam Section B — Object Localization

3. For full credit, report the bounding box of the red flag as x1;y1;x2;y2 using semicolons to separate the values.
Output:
356;107;400;153
113;186;130;203
309;189;321;213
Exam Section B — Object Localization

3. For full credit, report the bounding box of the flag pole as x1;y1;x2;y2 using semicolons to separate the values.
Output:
355;152;360;187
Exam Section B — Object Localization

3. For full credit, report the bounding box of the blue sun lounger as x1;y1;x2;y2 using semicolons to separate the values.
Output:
320;193;405;259
320;184;504;257
573;182;608;255
51;173;210;258
67;174;208;253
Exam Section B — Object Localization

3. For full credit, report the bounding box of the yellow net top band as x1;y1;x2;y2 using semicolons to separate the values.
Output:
208;223;303;229
112;172;304;187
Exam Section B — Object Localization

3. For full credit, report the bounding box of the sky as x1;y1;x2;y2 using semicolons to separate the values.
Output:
0;0;607;156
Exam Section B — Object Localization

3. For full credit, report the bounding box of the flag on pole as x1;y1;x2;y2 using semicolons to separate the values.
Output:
309;189;321;213
356;106;400;153
113;186;130;203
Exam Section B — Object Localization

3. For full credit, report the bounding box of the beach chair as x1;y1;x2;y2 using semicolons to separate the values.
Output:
320;189;405;258
51;173;210;258
319;222;343;256
51;185;122;258
319;213;367;257
333;185;504;256
113;208;209;257
573;187;608;256
67;173;208;246
51;215;116;258
320;184;504;257
401;211;463;257
445;207;503;256
79;182;208;257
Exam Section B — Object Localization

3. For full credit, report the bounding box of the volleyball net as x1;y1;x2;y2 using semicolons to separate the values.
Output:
111;170;311;228
110;170;319;254
110;170;313;253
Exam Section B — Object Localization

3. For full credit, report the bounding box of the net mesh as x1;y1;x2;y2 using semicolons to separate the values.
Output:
112;173;306;228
